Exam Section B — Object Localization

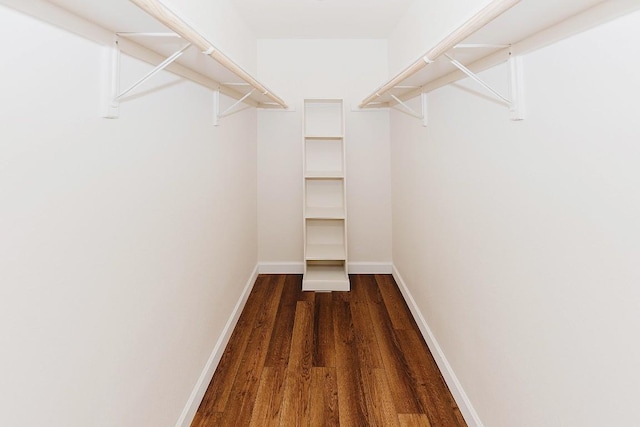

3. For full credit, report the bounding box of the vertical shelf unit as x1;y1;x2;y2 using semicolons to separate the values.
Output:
303;99;349;291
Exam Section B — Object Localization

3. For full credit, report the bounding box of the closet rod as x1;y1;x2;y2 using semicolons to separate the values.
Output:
359;0;521;108
130;0;288;109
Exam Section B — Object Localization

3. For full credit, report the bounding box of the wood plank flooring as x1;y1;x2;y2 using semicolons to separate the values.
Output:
191;274;467;427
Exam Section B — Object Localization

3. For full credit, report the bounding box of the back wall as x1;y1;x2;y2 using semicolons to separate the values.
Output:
256;39;392;272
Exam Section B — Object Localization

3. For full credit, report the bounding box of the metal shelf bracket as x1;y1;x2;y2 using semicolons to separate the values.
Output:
509;55;525;121
212;87;256;126
390;92;429;127
444;49;525;121
101;36;192;119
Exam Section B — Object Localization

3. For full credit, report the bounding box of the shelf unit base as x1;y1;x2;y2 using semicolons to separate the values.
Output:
302;262;350;292
302;279;350;292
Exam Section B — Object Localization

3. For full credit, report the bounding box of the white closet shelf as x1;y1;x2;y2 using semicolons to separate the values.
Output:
305;171;344;178
304;135;344;139
360;0;634;109
305;136;344;140
305;244;346;261
304;264;348;282
305;207;345;219
45;0;287;109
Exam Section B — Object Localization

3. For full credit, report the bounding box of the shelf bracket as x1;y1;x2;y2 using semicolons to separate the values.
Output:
445;53;511;105
101;40;121;119
212;88;255;126
444;52;525;121
509;54;525;121
102;38;192;118
115;42;192;102
390;92;428;127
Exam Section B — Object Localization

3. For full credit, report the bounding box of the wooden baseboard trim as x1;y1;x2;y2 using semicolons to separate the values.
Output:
392;265;484;427
175;265;259;427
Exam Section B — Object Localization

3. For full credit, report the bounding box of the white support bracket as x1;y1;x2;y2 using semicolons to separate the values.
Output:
444;50;525;121
445;53;511;105
101;40;121;119
115;42;192;101
102;37;192;119
390;92;428;127
212;88;256;126
509;55;525;121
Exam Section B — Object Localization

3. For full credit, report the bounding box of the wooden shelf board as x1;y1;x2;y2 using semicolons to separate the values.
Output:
304;134;344;139
361;0;618;107
305;171;344;178
304;136;344;141
305;207;345;219
43;0;287;108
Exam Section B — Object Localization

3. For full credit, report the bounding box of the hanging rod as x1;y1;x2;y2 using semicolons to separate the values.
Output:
454;43;510;49
359;0;521;108
116;32;182;38
129;0;288;109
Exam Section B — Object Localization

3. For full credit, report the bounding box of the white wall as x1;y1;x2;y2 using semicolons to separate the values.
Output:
256;39;392;270
164;0;257;73
390;9;640;427
388;0;492;75
0;6;257;427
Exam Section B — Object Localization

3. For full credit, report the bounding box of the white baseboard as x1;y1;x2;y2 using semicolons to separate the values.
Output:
392;265;483;427
348;262;393;274
258;262;304;274
258;261;392;275
175;264;259;427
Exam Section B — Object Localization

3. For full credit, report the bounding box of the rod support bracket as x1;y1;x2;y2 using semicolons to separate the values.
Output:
509;54;525;121
213;88;255;126
390;92;428;127
101;40;120;119
101;38;192;118
445;51;525;121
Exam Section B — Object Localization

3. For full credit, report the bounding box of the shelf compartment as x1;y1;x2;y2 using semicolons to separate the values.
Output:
305;207;345;219
303;261;349;292
305;244;346;261
305;179;345;215
304;137;344;176
305;219;345;247
304;100;343;137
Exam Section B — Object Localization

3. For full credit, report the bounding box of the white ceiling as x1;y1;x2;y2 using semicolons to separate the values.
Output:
230;0;414;39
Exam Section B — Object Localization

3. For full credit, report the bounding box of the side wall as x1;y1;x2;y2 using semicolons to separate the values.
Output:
388;0;492;75
164;0;257;73
256;39;392;272
0;6;257;427
390;9;640;427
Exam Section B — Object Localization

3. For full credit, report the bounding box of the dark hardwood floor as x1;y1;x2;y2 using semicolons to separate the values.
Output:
191;274;467;427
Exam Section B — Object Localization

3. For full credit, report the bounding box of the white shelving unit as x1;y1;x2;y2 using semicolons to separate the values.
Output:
303;99;349;292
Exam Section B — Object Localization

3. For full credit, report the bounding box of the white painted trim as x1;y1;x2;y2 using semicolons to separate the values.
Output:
258;262;304;274
392;265;484;427
348;262;393;274
175;264;259;427
258;261;393;275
